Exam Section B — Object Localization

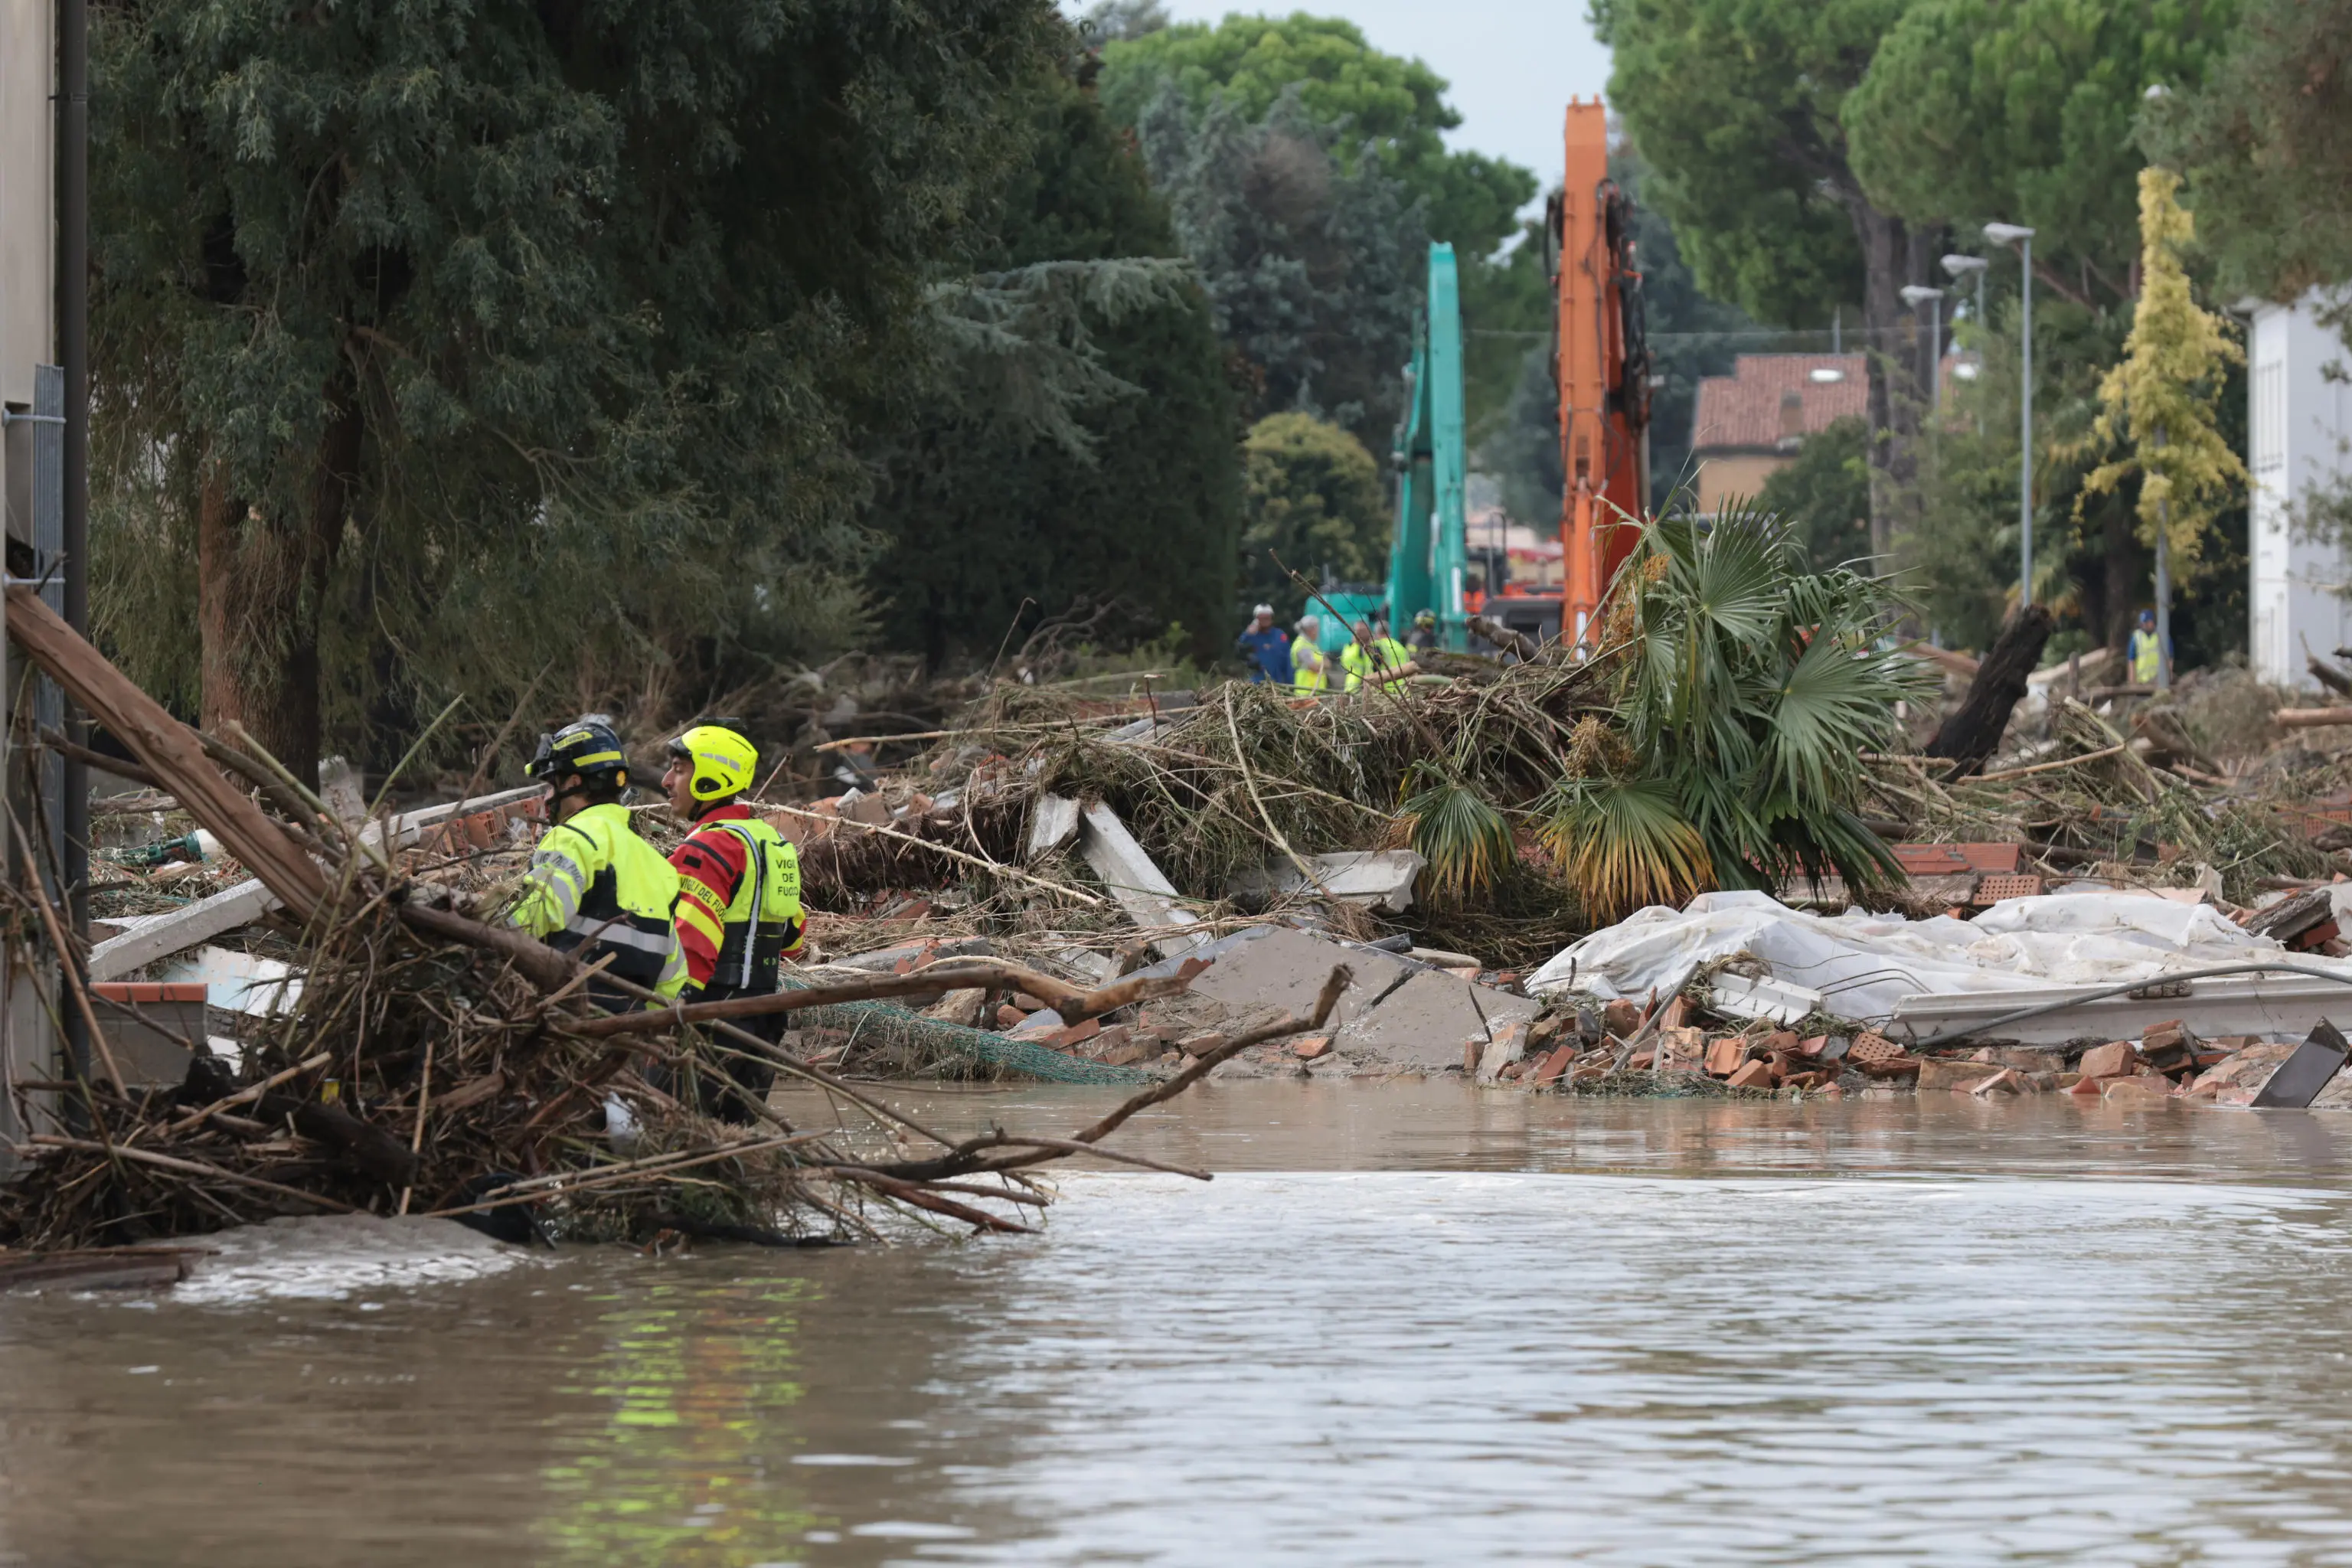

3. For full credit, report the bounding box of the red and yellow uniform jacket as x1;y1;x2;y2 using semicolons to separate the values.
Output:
668;805;806;995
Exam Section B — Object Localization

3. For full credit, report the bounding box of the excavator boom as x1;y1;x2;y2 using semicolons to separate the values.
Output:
1555;98;1651;648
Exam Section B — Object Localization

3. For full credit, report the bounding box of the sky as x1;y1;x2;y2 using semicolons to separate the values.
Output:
1142;0;1615;196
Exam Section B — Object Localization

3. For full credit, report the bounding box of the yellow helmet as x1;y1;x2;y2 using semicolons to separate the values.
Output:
665;722;757;802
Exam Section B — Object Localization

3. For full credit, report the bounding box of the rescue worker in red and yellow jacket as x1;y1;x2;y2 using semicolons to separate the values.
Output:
663;721;806;1122
511;716;688;1010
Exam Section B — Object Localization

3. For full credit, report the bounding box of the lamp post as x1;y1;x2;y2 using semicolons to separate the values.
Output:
1942;256;1990;435
2152;424;2171;691
1941;253;1988;340
1900;284;1945;409
1984;223;2037;606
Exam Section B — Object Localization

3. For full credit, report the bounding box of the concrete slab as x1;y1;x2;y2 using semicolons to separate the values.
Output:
1336;968;1540;1073
1182;926;1407;1034
1236;850;1429;912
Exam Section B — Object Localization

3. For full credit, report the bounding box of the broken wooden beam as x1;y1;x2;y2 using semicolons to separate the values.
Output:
4;583;329;916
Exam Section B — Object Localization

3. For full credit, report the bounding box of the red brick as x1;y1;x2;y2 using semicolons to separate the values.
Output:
1045;1018;1101;1050
1292;1034;1333;1061
1968;1068;2023;1096
2103;1075;2178;1107
1658;1027;1706;1071
1659;995;1692;1031
1761;1030;1800;1055
1602;999;1641;1037
1704;1037;1747;1077
92;982;206;1004
1531;1044;1577;1085
1798;1034;1830;1057
1726;1060;1775;1089
2077;1041;2142;1080
995;1004;1027;1028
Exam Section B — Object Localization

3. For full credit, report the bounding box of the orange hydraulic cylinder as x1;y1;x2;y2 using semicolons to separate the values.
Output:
1557;98;1646;648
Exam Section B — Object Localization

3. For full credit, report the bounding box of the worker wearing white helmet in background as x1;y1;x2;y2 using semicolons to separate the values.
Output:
1236;603;1293;685
1290;615;1329;694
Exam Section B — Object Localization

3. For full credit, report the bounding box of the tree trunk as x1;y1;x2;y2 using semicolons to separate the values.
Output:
1925;603;2056;776
1843;197;1939;573
198;367;363;778
2101;499;2140;655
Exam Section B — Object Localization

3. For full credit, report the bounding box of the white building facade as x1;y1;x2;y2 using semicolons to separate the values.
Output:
2249;289;2352;688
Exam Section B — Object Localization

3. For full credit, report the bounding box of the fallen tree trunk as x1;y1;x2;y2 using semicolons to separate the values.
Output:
1924;603;2055;778
568;957;1210;1039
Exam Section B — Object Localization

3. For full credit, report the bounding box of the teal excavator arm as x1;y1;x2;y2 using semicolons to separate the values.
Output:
1385;243;1469;652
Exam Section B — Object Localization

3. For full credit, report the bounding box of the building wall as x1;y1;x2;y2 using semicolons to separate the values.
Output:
0;0;53;407
1695;452;1786;517
0;0;55;1153
2249;293;2352;689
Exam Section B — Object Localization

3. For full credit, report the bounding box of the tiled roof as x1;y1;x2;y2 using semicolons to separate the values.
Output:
1692;354;1869;452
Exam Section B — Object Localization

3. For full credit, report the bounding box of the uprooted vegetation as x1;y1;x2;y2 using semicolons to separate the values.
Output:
0;582;1346;1250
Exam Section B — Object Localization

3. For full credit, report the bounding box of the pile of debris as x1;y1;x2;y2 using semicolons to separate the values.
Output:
0;584;1345;1252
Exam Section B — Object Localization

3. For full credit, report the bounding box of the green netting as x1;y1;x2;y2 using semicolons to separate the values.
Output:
795;1000;1153;1085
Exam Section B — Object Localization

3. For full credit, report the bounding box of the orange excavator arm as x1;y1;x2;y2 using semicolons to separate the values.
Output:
1555;99;1651;649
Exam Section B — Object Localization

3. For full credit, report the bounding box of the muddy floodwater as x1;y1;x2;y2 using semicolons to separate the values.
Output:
10;1086;2352;1565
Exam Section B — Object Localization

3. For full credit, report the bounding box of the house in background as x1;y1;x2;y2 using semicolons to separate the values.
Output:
1688;354;1867;515
2247;290;2352;690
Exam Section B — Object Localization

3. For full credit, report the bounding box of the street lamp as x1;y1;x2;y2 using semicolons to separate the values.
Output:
1900;284;1945;408
1984;222;2037;606
1942;256;1991;433
1941;253;1988;332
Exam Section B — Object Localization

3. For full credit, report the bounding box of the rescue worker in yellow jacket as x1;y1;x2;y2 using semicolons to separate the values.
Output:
1340;619;1413;694
662;721;806;1122
2128;608;2163;685
511;716;687;1010
1290;614;1329;693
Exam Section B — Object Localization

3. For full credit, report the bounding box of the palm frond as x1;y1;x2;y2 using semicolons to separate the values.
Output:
1396;764;1513;898
1540;776;1714;923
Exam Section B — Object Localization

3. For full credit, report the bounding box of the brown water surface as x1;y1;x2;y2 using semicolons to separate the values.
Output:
5;1085;2352;1566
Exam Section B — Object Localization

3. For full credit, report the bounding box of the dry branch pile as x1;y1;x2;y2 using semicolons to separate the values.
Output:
0;584;1342;1250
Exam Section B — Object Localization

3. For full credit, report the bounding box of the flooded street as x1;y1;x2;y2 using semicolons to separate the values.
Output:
9;1086;2352;1565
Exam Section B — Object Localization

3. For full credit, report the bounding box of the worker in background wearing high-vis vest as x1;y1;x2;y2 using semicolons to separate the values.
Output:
663;720;806;1122
511;716;688;1010
1290;614;1328;693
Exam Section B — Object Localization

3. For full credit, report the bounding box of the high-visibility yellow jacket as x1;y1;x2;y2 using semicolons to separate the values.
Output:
670;806;806;998
1341;635;1412;693
511;801;688;1001
1290;635;1328;692
2129;628;2161;684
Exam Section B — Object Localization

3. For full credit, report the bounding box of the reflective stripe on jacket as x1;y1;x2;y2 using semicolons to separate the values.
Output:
511;801;687;1001
1290;635;1328;692
670;806;806;995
